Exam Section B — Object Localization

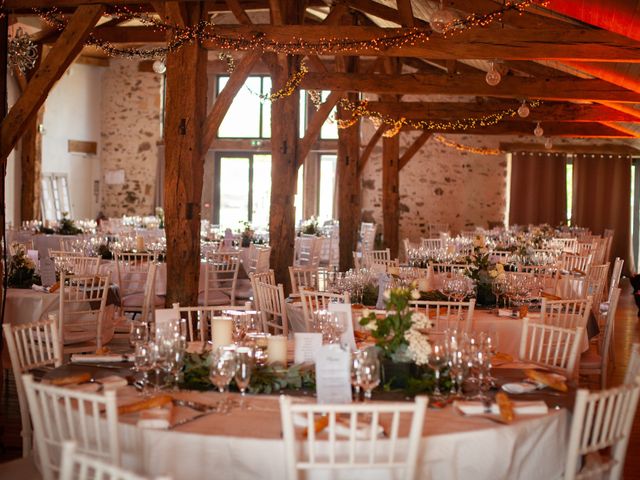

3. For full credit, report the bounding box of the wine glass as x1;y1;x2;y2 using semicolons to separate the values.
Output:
150;341;171;391
165;336;185;390
234;347;253;408
210;347;238;413
129;321;148;349
350;350;364;401
358;352;381;401
427;343;447;399
134;342;153;395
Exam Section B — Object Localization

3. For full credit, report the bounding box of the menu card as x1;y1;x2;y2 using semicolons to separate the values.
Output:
328;302;356;351
39;258;57;287
27;249;39;268
294;332;323;363
315;344;352;404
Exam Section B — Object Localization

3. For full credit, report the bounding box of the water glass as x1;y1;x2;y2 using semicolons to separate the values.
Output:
134;342;153;395
234;347;254;405
357;352;381;400
129;321;148;348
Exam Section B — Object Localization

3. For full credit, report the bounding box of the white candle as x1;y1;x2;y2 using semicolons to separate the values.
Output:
267;335;288;365
212;316;234;348
135;235;145;252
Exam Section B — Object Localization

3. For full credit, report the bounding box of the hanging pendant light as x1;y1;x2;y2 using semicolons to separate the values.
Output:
485;61;501;86
517;100;530;118
430;0;457;34
152;58;166;74
534;122;544;137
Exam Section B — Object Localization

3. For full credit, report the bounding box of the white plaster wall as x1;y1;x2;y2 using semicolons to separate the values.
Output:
42;63;103;219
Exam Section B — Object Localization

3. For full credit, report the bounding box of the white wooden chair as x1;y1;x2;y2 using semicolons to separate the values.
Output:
563;382;640;479
66;256;101;276
625;343;640;386
585;263;610;316
289;266;319;294
549;237;578;254
559;253;592;274
114;262;158;338
420;238;442;250
249;270;276;311
2;317;62;457
172;302;254;342
518;318;584;378
540;297;593;330
409;299;475;334
279;395;427;480
579;288;620;390
488;250;511;264
575;241;597;258
518;263;559;293
253;281;289;336
236;245;271;301
299;290;350;332
58;273;112;354
361;249;391;269
359;222;376;252
606;257;624;305
59;441;168;480
294;236;324;267
200;251;240;306
23;374;120;480
115;252;163;314
426;223;448;238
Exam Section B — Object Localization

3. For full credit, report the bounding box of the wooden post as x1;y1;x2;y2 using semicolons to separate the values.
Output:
337;92;361;271
163;3;208;307
382;133;400;258
1;11;9;340
268;0;303;291
20;108;43;221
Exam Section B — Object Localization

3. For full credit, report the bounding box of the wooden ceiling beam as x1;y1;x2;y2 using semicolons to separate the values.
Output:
0;4;103;160
399;131;431;170
299;72;640;103
225;0;252;24
344;0;429;28
396;0;415;27
500;143;640;155
364;101;640;122
297;90;344;168
358;124;386;176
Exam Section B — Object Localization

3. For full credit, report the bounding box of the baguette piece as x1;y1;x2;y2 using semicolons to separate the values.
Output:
495;392;515;423
525;369;568;392
118;395;173;415
49;372;92;386
303;415;329;438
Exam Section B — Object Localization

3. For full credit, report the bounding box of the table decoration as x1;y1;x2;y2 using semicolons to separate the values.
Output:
7;243;41;288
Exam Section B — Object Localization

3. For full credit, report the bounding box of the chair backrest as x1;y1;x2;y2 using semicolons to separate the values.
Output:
517;263;559;292
625;343;640;386
253;245;271;274
429;263;468;275
409;299;475;334
592;288;621;389
203;251;240;306
23;374;120;480
488;250;510;263
59;442;164;480
299;290;351;332
540;297;593;329
563;382;640;480
549;237;578;254
59;273;111;351
140;262;158;325
361;249;390;269
115;252;154;298
360;223;376;253
66;256;101;276
280;395;427;480
518;318;584;377
289;266;319;294
253;281;288;336
250;270;276;311
575;241;597;258
172;302;254;342
2;317;62;457
326;224;340;268
559;253;591;273
420;238;442;250
586;263;610;306
294;236;323;267
608;257;624;300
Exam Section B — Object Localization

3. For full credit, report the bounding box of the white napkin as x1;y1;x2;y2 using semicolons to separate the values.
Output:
454;400;548;416
70;354;130;363
97;375;128;391
497;309;517;318
31;285;49;293
137;408;170;430
501;382;538;394
292;413;385;439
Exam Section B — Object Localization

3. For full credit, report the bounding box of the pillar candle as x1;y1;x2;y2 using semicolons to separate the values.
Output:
135;235;145;252
212;317;234;348
267;335;288;365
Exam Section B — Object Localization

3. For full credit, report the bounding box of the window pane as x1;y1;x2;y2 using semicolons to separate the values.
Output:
219;157;250;228
252;154;272;230
566;162;573;225
58;176;71;215
295;166;304;227
41;177;56;221
299;89;306;139
320;90;339;139
218;76;262;138
261;77;272;138
319;155;337;221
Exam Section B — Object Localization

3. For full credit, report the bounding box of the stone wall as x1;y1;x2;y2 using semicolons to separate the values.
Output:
100;59;162;216
360;121;509;241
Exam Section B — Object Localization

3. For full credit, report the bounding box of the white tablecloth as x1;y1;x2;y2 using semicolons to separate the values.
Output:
110;391;568;480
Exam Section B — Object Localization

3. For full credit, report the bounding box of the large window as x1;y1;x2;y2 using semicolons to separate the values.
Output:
318;154;337;221
217;76;272;138
41;173;71;221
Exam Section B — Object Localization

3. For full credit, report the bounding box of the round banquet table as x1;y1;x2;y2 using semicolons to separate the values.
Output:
44;364;570;480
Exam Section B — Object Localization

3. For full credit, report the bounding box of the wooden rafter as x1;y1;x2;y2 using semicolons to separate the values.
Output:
399;122;634;138
225;0;252;24
358;124;385;176
396;0;415;27
345;0;429;27
399;131;431;170
0;4;104;161
297;90;344;168
500;143;640;154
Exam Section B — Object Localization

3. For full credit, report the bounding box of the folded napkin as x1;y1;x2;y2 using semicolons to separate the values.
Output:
293;413;384;439
454;400;548;416
137;408;171;430
71;354;130;363
31;285;49;293
497;308;518;318
97;375;128;391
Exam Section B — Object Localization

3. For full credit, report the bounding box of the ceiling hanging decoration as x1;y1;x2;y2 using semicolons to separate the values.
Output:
485;61;502;86
433;134;502;155
534;122;544;137
8;27;38;74
517;100;530;118
429;0;458;34
35;0;549;59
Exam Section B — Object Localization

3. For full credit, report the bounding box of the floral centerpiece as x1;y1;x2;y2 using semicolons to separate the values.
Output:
462;235;505;306
239;221;255;247
8;244;41;288
300;216;320;236
57;213;83;235
155;207;165;229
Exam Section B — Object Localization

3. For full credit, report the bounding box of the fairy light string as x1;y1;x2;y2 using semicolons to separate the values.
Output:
433;134;503;155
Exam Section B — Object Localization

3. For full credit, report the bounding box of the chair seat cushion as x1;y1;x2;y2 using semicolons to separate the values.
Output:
198;291;232;306
580;343;602;369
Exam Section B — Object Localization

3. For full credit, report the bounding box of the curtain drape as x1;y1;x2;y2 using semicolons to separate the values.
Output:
509;152;567;227
572;153;631;267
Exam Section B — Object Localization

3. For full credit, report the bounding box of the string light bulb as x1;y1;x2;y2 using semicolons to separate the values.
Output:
152;58;166;74
517;100;530;118
485;61;501;86
544;137;553;149
429;0;458;34
534;122;544;137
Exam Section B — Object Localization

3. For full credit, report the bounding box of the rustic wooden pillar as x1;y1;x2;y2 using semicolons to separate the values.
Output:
1;12;9;337
337;92;361;271
268;0;303;291
382;133;400;259
20;108;43;221
163;3;208;307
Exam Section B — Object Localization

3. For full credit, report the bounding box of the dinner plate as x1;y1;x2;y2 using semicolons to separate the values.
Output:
501;382;538;394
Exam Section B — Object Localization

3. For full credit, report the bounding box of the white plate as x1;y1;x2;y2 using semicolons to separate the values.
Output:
501;382;538;394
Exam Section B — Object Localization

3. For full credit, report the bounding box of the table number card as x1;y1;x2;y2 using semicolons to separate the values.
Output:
315;344;352;404
294;332;323;363
27;250;39;268
328;302;357;351
39;258;57;287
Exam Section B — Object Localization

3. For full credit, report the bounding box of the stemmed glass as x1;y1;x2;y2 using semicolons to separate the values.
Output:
150;341;171;391
234;347;253;408
350;350;364;401
134;342;153;395
210;346;238;413
357;351;381;401
427;343;447;399
129;321;148;349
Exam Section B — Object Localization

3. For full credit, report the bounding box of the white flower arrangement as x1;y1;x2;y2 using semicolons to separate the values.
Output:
404;311;433;366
